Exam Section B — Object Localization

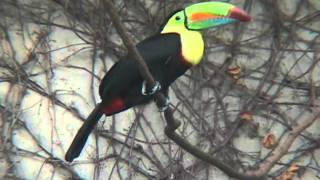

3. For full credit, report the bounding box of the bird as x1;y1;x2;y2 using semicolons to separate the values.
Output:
65;1;251;162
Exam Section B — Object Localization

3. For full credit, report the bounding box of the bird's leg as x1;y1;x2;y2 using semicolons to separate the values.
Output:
155;88;170;112
158;97;170;112
141;81;161;95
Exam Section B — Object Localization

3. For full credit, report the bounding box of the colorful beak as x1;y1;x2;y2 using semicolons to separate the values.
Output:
229;7;252;22
185;2;251;30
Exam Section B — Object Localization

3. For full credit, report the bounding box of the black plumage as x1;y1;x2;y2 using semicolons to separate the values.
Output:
65;33;190;162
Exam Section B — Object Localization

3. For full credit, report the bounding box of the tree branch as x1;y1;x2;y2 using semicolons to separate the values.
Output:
101;0;320;179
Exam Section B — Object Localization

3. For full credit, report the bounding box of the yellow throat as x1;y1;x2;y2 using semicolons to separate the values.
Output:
161;26;204;65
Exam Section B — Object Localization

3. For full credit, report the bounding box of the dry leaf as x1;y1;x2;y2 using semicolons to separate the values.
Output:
227;66;241;80
277;164;299;180
262;133;276;149
239;111;253;121
288;163;299;173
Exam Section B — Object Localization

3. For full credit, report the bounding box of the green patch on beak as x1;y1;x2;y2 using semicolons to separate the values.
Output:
185;2;251;30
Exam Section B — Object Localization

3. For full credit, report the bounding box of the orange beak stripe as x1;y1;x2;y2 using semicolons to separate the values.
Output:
191;13;220;22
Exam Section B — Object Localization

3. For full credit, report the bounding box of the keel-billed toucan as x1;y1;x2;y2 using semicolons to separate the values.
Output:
65;2;251;162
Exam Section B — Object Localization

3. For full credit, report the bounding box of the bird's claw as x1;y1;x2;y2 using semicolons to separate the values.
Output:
142;81;161;95
159;98;170;112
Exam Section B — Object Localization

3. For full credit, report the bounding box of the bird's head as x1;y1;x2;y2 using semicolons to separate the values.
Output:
161;1;251;33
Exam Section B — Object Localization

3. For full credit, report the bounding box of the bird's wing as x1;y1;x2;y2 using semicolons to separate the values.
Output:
99;33;181;101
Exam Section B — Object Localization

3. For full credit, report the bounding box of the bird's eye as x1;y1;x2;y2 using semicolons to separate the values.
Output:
175;16;181;21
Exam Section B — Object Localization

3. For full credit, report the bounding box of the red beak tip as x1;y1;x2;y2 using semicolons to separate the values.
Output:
230;7;252;22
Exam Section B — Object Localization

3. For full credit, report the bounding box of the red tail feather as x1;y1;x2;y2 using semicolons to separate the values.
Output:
101;98;125;115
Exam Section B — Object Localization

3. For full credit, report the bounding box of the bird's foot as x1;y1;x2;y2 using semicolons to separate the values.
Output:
142;81;161;95
158;97;170;112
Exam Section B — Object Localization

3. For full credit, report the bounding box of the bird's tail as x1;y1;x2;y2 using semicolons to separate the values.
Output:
65;103;103;162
